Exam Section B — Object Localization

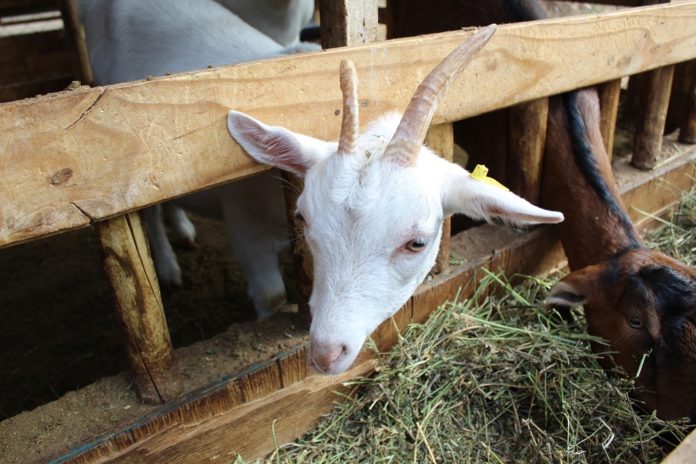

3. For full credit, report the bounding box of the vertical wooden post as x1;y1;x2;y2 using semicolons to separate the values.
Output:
318;0;379;48
96;212;181;403
425;124;454;275
508;98;548;204
679;60;696;144
632;65;674;170
631;0;672;170
281;0;379;326
60;0;94;85
598;79;622;162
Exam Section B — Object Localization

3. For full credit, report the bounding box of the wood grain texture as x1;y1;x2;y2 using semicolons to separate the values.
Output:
318;0;378;48
632;65;675;169
3;3;696;248
679;60;696;143
662;428;696;464
58;352;377;464
96;212;181;403
598;79;622;161
508;98;548;204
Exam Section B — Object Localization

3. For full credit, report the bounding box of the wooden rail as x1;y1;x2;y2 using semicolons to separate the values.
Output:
2;2;696;249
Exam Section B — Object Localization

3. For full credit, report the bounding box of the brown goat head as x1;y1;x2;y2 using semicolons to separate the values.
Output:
547;248;696;420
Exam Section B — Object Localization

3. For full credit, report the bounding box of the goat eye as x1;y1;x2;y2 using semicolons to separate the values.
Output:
627;317;643;329
405;238;427;252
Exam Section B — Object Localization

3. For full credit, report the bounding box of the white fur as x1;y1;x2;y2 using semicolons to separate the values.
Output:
227;110;563;374
79;0;320;319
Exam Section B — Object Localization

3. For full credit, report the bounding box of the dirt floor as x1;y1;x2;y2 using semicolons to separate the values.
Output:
0;214;309;463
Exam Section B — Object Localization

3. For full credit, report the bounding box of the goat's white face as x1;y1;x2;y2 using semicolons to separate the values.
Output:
227;25;564;374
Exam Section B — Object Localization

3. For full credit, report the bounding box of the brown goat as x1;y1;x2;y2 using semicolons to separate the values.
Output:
388;0;696;420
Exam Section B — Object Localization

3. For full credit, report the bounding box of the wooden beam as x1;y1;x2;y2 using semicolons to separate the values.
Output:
59;0;93;85
632;65;675;169
2;3;696;249
425;124;454;275
281;0;379;325
96;212;181;403
508;97;548;204
318;0;378;48
663;428;696;464
598;79;622;161
679;60;696;143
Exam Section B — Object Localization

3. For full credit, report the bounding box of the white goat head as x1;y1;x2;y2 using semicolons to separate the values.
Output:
227;25;564;374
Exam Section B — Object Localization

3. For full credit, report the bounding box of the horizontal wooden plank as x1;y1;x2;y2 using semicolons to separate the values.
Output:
2;3;696;248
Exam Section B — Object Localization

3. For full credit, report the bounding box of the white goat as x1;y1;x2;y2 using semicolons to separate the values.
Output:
214;0;315;47
78;0;320;319
227;25;565;374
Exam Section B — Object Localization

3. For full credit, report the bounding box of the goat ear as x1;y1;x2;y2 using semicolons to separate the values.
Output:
545;266;605;307
227;110;334;177
442;166;564;225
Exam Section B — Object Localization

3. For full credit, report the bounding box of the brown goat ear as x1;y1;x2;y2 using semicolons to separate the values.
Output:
545;266;605;307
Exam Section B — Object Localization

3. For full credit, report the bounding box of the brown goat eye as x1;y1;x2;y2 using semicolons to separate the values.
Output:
406;239;427;252
627;317;643;329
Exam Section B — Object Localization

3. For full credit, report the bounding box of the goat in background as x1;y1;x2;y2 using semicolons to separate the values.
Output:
78;0;318;319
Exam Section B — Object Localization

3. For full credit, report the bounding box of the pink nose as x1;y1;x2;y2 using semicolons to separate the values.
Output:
311;342;345;373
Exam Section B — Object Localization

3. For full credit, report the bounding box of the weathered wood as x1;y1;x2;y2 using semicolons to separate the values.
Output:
598;79;622;161
632;65;675;169
318;0;378;48
0;0;58;15
96;212;181;403
425;124;454;274
662;428;696;464
679;60;696;143
508;98;548;204
59;0;93;85
2;4;696;249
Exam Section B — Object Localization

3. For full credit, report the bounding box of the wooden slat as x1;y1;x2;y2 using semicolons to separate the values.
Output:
598;79;622;161
425;124;454;274
96;212;181;403
679;60;696;143
2;3;696;249
632;65;675;169
0;29;72;89
508;97;548;204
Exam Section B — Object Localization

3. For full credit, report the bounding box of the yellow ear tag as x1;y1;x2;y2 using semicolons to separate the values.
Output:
470;164;509;191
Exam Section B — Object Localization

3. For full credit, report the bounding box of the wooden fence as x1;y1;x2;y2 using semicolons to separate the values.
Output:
0;0;695;462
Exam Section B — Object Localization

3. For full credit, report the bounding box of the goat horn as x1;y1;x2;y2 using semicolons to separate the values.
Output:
337;60;359;155
385;24;497;165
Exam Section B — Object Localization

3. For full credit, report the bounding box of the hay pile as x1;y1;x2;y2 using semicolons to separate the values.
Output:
262;187;695;463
